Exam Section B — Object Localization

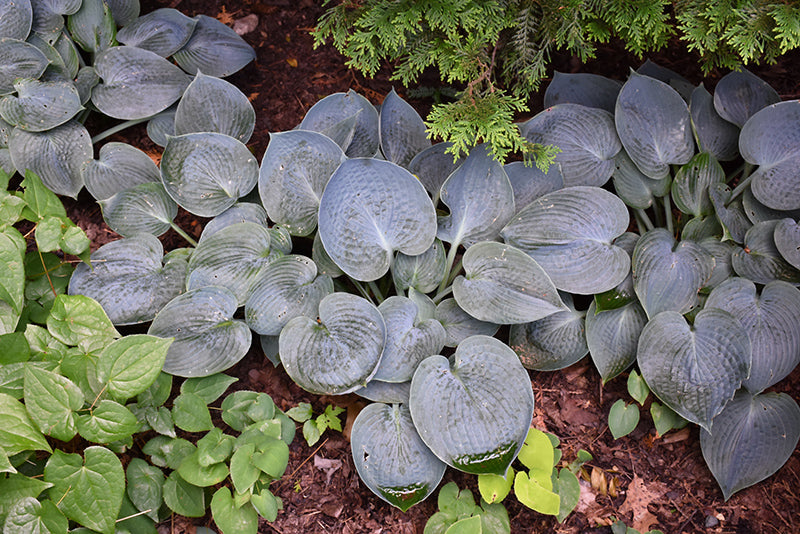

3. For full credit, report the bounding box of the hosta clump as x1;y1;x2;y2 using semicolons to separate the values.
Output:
0;0;256;198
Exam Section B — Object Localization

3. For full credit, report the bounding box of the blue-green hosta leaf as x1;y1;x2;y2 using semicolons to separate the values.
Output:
245;255;333;336
637;59;695;101
502;186;630;294
453;241;566;324
51;31;80;78
161;132;258;217
0;0;32;40
593;232;639;312
612;149;671;209
354;379;410;404
318;157;436;281
299;89;379;157
106;0;139;27
407;142;463;202
0;38;48;95
8;119;90;197
543;71;622;113
732;220;800;285
409;335;534;476
146;106;175;147
671;153;725;217
379;88;430;168
279;293;385;395
174;72;255;142
45;447;124;534
30;0;69;33
259;130;345;236
739;100;800;210
586;299;648;383
92;46;191;120
742;188;800;225
709;183;752;243
172;15;255;78
774;218;800;270
0;78;81;132
699;237;736;290
504;160;563;215
68;234;189;325
66;0;115;53
435;298;499;348
706;278;800;393
73;66;99;105
82;141;160;201
637;309;751;431
27;33;72;80
392;239;446;294
116;8;196;56
99;182;178;237
148;286;252;377
437;144;514;248
373;296;446;383
186;222;275;306
351;403;446;511
508;293;587;371
3;496;67;534
312;232;343;278
200;202;268;241
615;71;695;179
632;228;715;318
0;148;13;177
520;103;621;187
689;84;739;161
701;390;800;500
713;69;780;128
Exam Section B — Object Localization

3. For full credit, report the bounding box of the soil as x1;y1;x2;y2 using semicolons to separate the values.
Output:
64;1;800;533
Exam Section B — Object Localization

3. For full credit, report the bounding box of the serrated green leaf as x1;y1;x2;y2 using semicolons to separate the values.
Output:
2;496;68;534
46;294;119;346
0;392;51;455
95;335;171;403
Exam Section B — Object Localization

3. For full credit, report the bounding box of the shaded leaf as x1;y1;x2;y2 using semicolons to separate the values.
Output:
379;88;430;167
543;71;622;113
172;15;256;78
713;69;780;127
298;89;379;157
116;8;196;57
82;142;160;201
99;182;178;237
174;72;255;142
689;84;739;161
0;78;81;132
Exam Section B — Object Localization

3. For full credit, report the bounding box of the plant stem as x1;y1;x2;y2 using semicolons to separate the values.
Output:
728;163;755;202
438;241;461;295
635;209;655;233
169;222;198;247
91;117;150;144
664;194;674;235
368;280;384;304
432;285;453;304
351;280;374;303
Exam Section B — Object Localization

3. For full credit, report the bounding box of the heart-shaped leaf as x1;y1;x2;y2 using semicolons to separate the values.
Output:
392;240;447;294
774;218;800;270
699;237;737;290
354;379;410;404
0;393;51;455
66;0;115;53
200;202;268;241
379;88;430;167
146;106;175;147
187;222;279;305
671;152;725;217
520;103;621;187
245;255;333;336
318;157;436;281
91;46;191;120
279;292;385;395
351;403;446;511
632;228;715;318
126;458;163;522
95;334;172;402
82;142;160;201
636;59;695;101
116;8;197;57
23;365;82;441
615;71;695;179
435;298;499;348
709;183;752;243
689;84;739;161
453;241;566;324
731;220;800;284
148;286;252;377
409;335;534;476
700;390;800;500
707;278;800;393
505;161;564;215
259;130;345;236
69;234;189;325
373;296;446;383
0;78;81;132
612;149;671;209
3;496;67;534
739;100;800;210
713;69;780;128
0;0;32;41
0;39;48;96
99;182;178;237
76;399;139;443
44;446;124;534
543;71;622;113
161;132;259;217
508;294;587;371
407;142;464;202
8;120;90;197
174;72;255;142
608;399;640;439
637;308;751;431
298;89;379;157
172;14;256;78
437;144;514;248
742;189;800;225
586;299;648;383
502;186;630;294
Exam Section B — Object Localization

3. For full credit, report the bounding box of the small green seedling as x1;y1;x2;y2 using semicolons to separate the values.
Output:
286;402;345;446
424;481;510;534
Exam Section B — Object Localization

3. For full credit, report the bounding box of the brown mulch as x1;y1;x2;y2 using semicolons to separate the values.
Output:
66;1;800;532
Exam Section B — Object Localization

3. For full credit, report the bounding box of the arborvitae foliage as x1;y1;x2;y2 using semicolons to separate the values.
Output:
313;0;800;164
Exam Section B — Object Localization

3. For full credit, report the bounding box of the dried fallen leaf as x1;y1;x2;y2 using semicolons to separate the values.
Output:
216;6;234;25
314;455;343;486
286;58;298;68
618;474;667;532
591;466;607;496
661;427;690;444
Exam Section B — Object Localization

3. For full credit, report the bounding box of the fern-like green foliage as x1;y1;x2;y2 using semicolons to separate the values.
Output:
313;0;800;164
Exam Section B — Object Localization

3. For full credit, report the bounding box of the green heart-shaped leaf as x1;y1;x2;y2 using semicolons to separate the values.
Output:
543;71;622;113
392;239;447;294
700;390;800;500
689;84;739;161
608;399;640;439
671;152;725;217
172;15;255;78
148;286;252;377
66;0;115;53
2;497;67;534
82;141;160;201
0;78;81;132
713;69;780;128
95;334;172;402
99;182;178;237
174;72;255;142
379;88;430;167
409;335;534;475
637;309;751;430
23;365;82;441
0;39;48;95
126;458;163;522
162;471;204;517
210;487;257;534
298;89;379;157
586;300;648;383
116;8;196;57
351;403;446;511
76;399;139;443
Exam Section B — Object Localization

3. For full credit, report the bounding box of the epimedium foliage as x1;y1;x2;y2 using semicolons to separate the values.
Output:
313;0;800;164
